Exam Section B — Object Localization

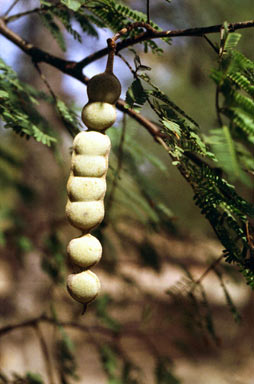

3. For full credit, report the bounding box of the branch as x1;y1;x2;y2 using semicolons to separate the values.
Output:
33;323;54;384
77;19;254;69
190;254;224;292
3;2;63;23
146;0;150;24
0;313;162;363
3;0;20;17
0;314;114;338
0;18;82;78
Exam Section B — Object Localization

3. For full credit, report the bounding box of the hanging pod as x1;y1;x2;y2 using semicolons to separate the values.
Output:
65;58;120;306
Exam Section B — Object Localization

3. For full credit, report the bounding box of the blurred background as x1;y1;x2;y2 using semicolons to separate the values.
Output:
0;1;254;383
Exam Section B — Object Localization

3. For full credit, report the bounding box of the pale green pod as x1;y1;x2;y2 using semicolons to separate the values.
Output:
67;270;101;304
67;176;106;201
81;102;116;131
67;234;102;268
66;200;105;231
73;131;111;155
72;155;108;177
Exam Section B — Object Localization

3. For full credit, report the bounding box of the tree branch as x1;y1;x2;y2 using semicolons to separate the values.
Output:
77;19;254;69
3;0;20;17
146;0;150;24
0;18;81;78
0;314;114;338
33;323;55;384
190;254;225;292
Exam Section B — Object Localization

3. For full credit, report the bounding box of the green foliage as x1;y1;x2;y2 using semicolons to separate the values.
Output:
125;78;147;111
96;294;121;332
41;232;66;284
26;373;44;384
123;37;254;285
106;125;174;233
73;11;99;37
155;358;180;384
209;31;254;184
85;0;170;53
129;73;216;161
38;0;169;54
214;268;242;322
56;99;81;137
99;344;140;384
39;2;98;43
16;235;33;253
0;372;44;384
0;58;56;146
60;0;83;12
40;11;66;51
138;239;161;271
56;330;78;382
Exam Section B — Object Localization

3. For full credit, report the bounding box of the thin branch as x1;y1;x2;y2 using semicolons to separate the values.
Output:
77;19;254;69
146;0;150;24
4;2;63;23
116;99;163;141
0;315;113;339
191;254;224;292
116;52;136;75
203;35;219;54
216;86;223;127
34;62;77;138
0;314;159;341
4;7;41;22
33;323;55;384
34;62;57;101
0;18;81;77
3;0;20;17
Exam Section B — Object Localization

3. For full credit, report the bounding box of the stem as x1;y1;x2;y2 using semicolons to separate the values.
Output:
116;52;136;75
216;86;223;127
4;2;62;23
33;323;55;384
77;19;254;69
191;254;224;292
203;35;219;54
105;38;116;73
146;0;150;24
3;0;20;17
34;62;77;138
34;62;56;101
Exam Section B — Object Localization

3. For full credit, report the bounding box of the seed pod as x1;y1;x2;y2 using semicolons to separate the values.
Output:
67;234;102;268
73;131;111;156
65;68;119;307
87;72;121;104
72;155;108;178
67;176;106;202
81;102;116;131
66;200;105;231
67;270;101;304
